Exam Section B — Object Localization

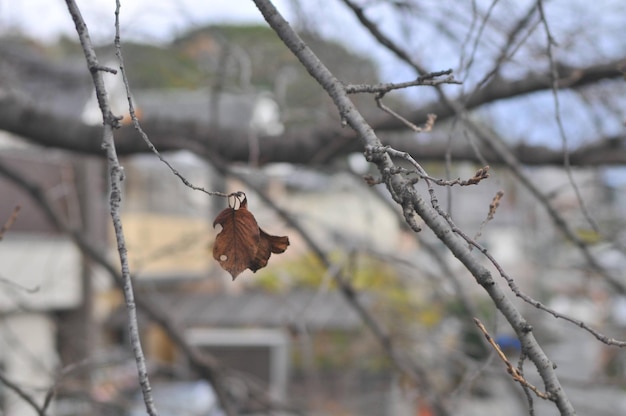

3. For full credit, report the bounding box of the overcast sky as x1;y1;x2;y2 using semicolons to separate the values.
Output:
0;0;290;43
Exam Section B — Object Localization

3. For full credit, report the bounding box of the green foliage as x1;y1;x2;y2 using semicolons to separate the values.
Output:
108;42;207;89
253;251;331;291
49;35;83;57
254;250;403;292
175;24;379;88
575;228;602;244
36;23;387;128
256;250;445;332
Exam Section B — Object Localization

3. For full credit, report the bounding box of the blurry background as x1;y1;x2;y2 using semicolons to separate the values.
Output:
0;1;625;415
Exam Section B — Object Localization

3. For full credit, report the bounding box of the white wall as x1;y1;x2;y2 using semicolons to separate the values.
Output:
0;236;82;312
0;313;57;416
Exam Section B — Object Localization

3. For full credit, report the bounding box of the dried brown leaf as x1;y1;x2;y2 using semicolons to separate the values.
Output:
212;195;289;280
212;197;260;279
249;228;290;272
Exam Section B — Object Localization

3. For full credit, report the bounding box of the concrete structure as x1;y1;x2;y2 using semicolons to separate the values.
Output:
0;147;90;416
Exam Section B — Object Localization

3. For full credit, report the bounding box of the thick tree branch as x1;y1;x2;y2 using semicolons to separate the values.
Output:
0;37;624;167
371;59;625;130
0;92;624;166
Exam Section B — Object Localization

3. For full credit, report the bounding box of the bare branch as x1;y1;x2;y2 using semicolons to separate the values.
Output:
473;190;504;242
458;0;500;83
0;73;624;166
424;182;626;348
112;2;228;199
460;225;626;348
63;0;157;414
0;205;20;240
342;0;625;297
371;144;490;187
0;371;47;416
467;2;540;97
345;70;460;94
473;318;549;400
252;0;576;414
537;0;600;234
375;94;437;133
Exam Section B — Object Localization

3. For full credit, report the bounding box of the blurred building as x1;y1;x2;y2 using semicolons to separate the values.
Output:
0;141;106;416
2;33;626;416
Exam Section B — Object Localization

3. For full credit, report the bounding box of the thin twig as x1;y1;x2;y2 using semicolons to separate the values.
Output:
368;144;490;187
426;187;626;347
459;0;499;84
537;0;600;234
345;71;460;94
474;318;549;400
112;1;228;199
340;0;429;75
0;273;40;293
375;94;437;133
347;0;623;297
473;190;504;243
0;371;46;416
63;1;157;414
0;205;20;240
517;353;536;415
467;2;540;97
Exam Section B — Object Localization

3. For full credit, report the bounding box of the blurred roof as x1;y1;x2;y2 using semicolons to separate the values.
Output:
110;290;364;331
133;89;283;135
0;39;93;120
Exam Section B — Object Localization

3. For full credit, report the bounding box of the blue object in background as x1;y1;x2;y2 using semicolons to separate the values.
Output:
495;334;522;352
